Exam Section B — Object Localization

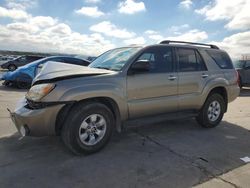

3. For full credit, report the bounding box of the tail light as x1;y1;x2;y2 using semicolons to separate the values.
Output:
235;70;240;86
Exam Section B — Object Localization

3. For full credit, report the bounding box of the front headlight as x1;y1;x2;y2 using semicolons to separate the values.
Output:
26;83;55;101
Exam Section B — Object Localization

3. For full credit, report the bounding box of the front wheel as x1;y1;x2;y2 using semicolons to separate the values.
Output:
196;93;225;128
8;64;16;71
61;102;114;155
2;80;10;86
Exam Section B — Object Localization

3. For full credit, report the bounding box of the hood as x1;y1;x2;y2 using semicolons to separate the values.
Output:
34;61;114;83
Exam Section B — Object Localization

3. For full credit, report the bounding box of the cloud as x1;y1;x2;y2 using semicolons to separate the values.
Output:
45;23;72;36
5;16;58;34
0;15;115;55
144;30;164;42
29;16;58;28
0;6;30;19
148;34;164;41
179;0;193;9
144;30;158;35
195;0;250;30
75;6;105;18
5;0;37;10
123;37;145;45
211;31;250;59
144;27;206;42
169;24;190;33
118;0;146;14
84;0;101;3
7;22;39;33
90;21;136;39
166;29;208;42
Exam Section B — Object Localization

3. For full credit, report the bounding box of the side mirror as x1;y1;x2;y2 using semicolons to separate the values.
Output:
129;60;151;74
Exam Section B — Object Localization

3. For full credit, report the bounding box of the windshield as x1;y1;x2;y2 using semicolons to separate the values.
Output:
20;57;49;69
89;47;142;71
233;60;244;68
21;59;43;68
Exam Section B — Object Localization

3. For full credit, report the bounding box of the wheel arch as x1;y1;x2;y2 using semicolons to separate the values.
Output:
55;97;122;135
8;63;17;70
206;86;228;112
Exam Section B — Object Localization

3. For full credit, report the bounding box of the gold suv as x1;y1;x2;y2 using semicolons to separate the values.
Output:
10;41;240;154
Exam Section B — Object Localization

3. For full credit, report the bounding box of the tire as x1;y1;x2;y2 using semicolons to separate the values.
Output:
8;64;17;71
61;102;115;155
196;93;225;128
2;80;10;86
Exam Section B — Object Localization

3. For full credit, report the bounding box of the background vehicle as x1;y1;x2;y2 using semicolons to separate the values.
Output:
0;56;15;66
2;56;90;89
1;55;43;71
234;60;250;88
10;41;240;154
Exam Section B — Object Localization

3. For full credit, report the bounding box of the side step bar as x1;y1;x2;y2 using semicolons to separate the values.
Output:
123;111;198;128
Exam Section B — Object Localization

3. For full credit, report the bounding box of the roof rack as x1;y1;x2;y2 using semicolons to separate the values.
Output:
159;40;219;49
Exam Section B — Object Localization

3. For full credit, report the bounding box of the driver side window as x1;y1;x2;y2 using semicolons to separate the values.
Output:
136;47;173;73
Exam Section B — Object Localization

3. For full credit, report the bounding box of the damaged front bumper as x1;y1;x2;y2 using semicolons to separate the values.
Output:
9;98;66;137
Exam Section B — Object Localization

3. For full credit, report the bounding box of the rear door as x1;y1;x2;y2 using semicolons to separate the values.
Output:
176;47;209;110
126;46;178;118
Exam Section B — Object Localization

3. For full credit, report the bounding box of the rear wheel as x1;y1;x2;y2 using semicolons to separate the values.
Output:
196;93;225;128
61;102;114;155
8;64;16;71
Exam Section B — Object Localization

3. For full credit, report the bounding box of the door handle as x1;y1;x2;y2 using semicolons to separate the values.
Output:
168;75;177;81
202;74;209;78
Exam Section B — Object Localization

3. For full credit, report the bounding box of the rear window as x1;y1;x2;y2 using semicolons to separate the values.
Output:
206;50;233;69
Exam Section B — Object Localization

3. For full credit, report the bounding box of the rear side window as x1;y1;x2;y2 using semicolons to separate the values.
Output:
177;48;206;72
206;50;233;69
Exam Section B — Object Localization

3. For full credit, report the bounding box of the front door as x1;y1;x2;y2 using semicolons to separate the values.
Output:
126;46;178;119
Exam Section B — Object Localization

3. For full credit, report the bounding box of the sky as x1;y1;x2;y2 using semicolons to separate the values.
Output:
0;0;249;59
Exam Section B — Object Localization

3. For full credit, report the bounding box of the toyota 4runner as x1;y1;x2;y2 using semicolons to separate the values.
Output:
10;41;240;154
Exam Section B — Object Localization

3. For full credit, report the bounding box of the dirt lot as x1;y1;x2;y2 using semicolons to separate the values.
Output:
0;81;250;188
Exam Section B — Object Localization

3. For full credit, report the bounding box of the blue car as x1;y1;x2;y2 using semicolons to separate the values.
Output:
1;56;90;89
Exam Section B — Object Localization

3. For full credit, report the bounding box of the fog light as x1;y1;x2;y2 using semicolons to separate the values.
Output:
20;125;29;137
